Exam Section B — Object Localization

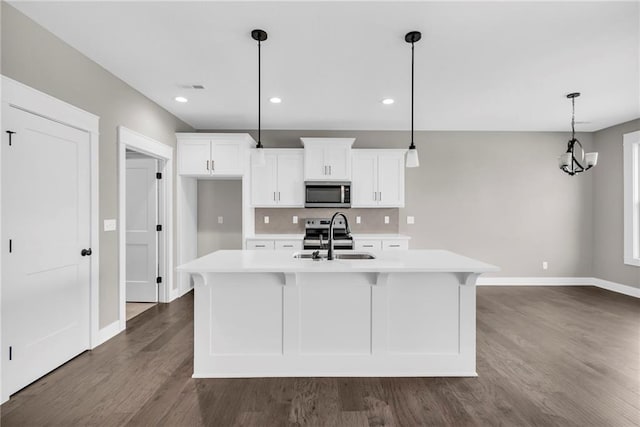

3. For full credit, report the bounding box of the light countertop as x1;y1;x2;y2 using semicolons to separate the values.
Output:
246;234;304;240
246;233;410;240
177;249;499;274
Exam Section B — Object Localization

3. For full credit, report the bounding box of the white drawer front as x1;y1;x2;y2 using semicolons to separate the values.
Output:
275;240;302;251
247;240;275;250
354;240;382;251
382;239;408;250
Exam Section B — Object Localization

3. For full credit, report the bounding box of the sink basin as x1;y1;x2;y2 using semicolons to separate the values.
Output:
292;252;376;260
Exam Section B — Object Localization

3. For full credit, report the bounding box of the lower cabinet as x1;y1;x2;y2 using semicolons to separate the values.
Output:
355;238;409;251
247;239;303;251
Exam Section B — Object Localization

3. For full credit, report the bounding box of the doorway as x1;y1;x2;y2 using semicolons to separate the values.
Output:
118;127;174;329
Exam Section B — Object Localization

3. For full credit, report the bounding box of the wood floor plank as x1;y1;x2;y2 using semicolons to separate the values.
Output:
1;287;638;427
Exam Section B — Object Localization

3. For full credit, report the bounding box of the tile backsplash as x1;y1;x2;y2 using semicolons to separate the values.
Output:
254;208;399;234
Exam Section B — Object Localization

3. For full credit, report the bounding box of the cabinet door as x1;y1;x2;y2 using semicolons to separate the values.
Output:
325;146;351;180
378;152;405;207
211;141;243;175
251;152;278;206
304;145;326;180
178;140;211;175
277;151;304;207
351;151;378;207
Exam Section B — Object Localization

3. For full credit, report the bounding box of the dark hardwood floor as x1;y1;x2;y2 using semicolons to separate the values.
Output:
1;286;639;426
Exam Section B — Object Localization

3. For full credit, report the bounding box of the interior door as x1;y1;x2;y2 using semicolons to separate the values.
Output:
126;157;158;303
2;106;91;397
276;151;304;206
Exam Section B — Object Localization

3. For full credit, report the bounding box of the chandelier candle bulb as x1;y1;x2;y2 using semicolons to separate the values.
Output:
585;152;599;167
559;153;572;168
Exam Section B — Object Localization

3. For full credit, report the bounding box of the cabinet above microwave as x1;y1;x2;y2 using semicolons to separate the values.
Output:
301;138;354;181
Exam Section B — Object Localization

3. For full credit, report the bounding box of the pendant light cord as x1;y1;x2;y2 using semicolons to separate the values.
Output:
257;38;262;149
410;40;415;149
571;95;575;141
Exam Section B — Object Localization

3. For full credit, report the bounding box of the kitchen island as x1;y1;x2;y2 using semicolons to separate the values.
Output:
177;249;499;378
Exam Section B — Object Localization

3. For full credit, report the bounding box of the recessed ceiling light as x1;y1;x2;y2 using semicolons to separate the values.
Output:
269;97;282;104
381;98;395;105
175;96;188;103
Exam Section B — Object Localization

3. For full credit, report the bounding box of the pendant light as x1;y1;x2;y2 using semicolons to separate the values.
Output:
558;92;598;176
405;31;421;168
252;29;267;166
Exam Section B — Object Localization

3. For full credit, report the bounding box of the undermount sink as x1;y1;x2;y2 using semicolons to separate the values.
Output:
293;252;376;260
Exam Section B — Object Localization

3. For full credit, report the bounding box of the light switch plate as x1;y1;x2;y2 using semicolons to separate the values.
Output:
407;216;415;225
104;219;117;232
293;216;298;224
218;216;224;224
384;216;390;224
264;216;270;224
356;216;361;224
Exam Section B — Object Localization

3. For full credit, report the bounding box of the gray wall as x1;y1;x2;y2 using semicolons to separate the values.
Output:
1;3;194;327
592;119;640;289
205;129;595;277
197;180;243;256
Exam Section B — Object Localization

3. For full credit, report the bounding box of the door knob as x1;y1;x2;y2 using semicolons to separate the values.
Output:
81;248;92;256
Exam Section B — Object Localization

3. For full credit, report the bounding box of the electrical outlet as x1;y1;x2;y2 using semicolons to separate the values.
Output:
293;216;298;224
384;216;390;224
264;216;269;224
217;216;224;224
407;216;415;225
356;216;361;224
103;219;117;232
542;261;548;270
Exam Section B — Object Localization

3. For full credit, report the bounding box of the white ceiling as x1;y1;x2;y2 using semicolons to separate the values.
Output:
9;1;640;132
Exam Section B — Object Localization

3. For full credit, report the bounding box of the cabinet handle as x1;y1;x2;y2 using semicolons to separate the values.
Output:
212;160;215;171
324;165;327;175
255;245;266;248
206;160;209;171
389;244;401;248
273;192;276;201
373;192;377;201
329;165;332;175
278;192;281;201
378;192;382;200
283;245;293;248
363;245;374;248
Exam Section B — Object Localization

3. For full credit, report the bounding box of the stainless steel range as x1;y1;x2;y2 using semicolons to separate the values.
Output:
303;218;353;250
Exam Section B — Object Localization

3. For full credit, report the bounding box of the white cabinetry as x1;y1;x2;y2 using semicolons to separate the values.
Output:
177;134;254;176
352;150;405;207
251;149;304;207
301;138;354;181
246;237;303;251
354;236;409;251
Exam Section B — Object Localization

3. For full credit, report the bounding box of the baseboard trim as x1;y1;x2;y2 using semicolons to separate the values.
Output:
477;277;592;286
592;277;640;298
94;320;125;348
477;276;639;298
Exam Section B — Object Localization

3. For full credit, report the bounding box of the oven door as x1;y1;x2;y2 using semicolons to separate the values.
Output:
305;182;351;208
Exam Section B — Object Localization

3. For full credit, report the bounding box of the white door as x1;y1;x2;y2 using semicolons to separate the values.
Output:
126;157;158;303
325;146;351;180
303;145;326;180
2;106;91;397
178;140;210;175
378;153;405;207
351;152;378;207
277;151;304;206
250;151;278;206
211;141;242;175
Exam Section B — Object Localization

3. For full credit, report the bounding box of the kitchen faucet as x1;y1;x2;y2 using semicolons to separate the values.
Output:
327;212;351;260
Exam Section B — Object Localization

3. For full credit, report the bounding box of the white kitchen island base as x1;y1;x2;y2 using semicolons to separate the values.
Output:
179;250;499;378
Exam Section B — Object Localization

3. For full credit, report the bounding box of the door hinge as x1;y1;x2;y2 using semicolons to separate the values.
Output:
156;224;162;232
156;172;162;179
156;276;162;284
9;346;12;361
6;130;16;146
9;239;12;253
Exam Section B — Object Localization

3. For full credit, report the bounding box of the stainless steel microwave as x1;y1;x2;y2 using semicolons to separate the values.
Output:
305;182;351;208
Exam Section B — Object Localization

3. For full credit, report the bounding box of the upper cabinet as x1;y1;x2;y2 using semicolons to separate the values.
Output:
301;138;354;181
352;150;405;207
177;133;255;176
251;149;304;207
